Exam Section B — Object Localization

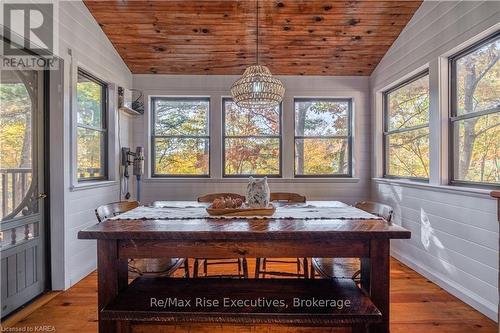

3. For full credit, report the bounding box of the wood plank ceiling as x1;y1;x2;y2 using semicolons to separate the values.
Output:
83;0;422;76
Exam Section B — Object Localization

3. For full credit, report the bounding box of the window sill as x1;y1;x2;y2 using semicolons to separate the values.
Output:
143;177;360;184
372;177;494;199
70;180;118;192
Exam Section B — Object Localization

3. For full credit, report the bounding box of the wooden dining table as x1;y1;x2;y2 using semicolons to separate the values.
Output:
78;201;411;333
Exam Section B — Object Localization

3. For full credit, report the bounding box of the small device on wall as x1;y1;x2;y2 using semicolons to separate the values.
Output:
121;147;145;201
118;87;144;115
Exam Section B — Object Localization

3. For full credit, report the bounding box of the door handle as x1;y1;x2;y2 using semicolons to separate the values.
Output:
37;193;47;200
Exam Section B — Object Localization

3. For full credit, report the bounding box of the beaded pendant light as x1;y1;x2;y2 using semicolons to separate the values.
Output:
230;0;285;109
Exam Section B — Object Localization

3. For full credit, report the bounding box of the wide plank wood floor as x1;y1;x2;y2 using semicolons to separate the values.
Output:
1;258;497;333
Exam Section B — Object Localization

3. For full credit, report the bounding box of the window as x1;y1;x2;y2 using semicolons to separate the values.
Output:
450;32;499;186
223;98;281;177
76;69;108;181
294;98;352;177
151;97;210;177
383;72;430;180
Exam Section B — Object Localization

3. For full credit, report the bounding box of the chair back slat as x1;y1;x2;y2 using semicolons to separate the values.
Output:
270;192;306;203
354;201;393;223
95;201;139;222
197;193;246;203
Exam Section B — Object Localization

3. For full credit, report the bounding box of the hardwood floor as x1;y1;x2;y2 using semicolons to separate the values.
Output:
1;258;497;333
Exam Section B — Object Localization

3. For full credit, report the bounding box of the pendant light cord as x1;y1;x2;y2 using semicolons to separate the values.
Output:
256;0;259;65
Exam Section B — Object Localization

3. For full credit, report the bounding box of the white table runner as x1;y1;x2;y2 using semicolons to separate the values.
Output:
109;205;382;220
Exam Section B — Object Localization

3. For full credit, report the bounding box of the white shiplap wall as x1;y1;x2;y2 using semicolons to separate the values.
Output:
131;75;372;204
50;1;133;289
369;1;499;321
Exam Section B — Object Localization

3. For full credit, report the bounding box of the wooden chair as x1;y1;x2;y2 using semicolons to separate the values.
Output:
354;201;393;224
194;193;248;278
311;201;394;280
269;192;306;203
95;201;189;278
255;193;308;279
95;200;139;222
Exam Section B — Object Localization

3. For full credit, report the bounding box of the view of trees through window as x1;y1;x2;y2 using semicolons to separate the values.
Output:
294;99;351;176
76;70;107;180
0;71;35;218
152;98;209;176
384;73;430;179
0;73;33;171
452;34;499;185
223;99;281;176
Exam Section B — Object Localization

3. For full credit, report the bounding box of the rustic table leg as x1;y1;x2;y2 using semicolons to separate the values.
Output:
366;239;390;333
255;257;261;278
193;258;199;277
360;257;370;293
98;239;128;333
303;258;309;279
184;258;190;278
242;258;249;278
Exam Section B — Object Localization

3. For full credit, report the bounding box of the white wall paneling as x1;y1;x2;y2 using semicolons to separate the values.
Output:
370;1;500;321
49;1;133;290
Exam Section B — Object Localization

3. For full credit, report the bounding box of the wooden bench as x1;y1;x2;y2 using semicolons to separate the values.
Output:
101;278;381;332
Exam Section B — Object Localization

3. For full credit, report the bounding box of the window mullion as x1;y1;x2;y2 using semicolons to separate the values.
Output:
225;135;281;139
153;135;209;139
384;123;429;135
76;123;106;132
450;107;499;122
294;135;349;139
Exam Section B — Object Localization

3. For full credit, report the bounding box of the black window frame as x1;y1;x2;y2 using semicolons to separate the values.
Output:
76;68;108;182
383;70;430;181
150;96;211;178
293;98;353;178
222;97;283;178
449;31;500;188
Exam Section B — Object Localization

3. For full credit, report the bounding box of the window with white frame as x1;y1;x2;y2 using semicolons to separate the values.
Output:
294;98;352;177
223;98;281;177
76;69;108;181
151;97;210;177
450;32;499;186
383;71;430;180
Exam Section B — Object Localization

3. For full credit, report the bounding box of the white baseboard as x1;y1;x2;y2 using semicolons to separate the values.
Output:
391;249;498;322
67;259;96;289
